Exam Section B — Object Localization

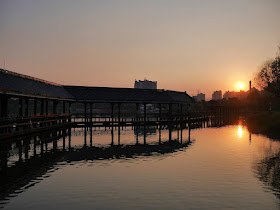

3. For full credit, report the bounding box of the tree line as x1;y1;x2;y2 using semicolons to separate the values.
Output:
255;46;280;96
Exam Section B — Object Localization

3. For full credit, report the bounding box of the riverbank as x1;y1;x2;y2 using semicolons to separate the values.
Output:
247;111;280;140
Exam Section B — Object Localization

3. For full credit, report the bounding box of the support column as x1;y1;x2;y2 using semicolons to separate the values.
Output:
159;103;162;121
25;98;29;117
177;103;180;121
40;99;44;115
84;126;87;147
144;103;147;122
53;100;57;115
84;102;87;123
19;98;23;117
0;94;9;118
90;103;93;123
68;102;72;113
169;126;172;142
143;126;146;145
63;101;66;114
159;125;162;144
118;103;121;123
118;126;120;145
68;127;72;150
90;127;93;146
169;103;172;121
180;104;183;118
188;127;191;142
33;99;37;116
46;100;49;115
111;125;114;145
136;103;139;121
111;103;114;122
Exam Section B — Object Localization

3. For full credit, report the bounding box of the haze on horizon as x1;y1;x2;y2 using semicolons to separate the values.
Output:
1;0;280;99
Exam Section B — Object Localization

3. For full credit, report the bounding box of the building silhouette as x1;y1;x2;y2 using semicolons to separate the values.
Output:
134;79;157;89
193;93;205;102
212;90;222;100
223;90;248;100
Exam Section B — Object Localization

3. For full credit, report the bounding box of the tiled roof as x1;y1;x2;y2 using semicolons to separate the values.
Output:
64;86;194;103
0;69;74;99
0;69;194;103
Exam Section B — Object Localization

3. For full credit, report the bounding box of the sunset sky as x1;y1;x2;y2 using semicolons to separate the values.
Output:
1;0;280;99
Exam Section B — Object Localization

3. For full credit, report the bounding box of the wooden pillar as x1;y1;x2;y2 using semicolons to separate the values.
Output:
53;100;57;114
84;126;87;146
46;100;49;115
111;125;114;145
90;127;93;146
111;103;114;122
136;103;139;121
84;102;87;123
90;103;93;123
159;103;162;121
40;99;44;115
118;103;121;123
0;94;9;117
63;101;66;114
188;127;191;142
33;99;37;116
118;126;120;145
68;101;72;113
180;104;183;115
143;126;146;145
177;103;180;120
144;103;147;122
180;128;183;144
68;127;72;150
19;98;23;117
159;125;162;144
33;136;37;156
25;98;29;117
169;103;172;121
169;126;172;142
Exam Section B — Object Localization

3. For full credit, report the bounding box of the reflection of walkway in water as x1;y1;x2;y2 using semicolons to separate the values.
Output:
0;125;193;206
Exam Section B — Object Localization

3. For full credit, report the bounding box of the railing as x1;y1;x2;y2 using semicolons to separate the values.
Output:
0;114;72;138
71;112;210;126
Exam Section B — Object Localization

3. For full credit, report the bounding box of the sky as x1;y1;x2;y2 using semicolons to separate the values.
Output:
1;0;280;99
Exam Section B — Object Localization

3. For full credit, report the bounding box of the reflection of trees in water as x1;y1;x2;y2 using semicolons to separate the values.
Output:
254;144;280;199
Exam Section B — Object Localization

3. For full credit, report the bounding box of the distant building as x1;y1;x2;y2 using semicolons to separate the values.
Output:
212;90;222;100
223;91;238;99
193;93;205;102
134;79;157;89
223;90;248;100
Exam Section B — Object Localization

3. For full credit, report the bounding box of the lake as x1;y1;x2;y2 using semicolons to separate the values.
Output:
0;119;280;209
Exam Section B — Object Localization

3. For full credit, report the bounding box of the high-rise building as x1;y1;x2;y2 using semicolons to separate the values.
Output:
193;93;205;102
212;90;222;100
134;79;157;89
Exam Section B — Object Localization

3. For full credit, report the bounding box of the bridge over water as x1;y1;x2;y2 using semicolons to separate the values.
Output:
0;69;196;139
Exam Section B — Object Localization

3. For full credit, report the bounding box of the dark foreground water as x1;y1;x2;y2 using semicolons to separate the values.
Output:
0;121;280;209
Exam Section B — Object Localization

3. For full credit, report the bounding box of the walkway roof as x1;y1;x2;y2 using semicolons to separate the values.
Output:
64;86;194;104
0;69;194;103
0;69;74;100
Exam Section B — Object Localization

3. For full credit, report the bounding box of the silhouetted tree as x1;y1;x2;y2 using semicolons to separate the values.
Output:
254;46;280;96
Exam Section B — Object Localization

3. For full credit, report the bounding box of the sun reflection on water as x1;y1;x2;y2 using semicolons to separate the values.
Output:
238;125;243;138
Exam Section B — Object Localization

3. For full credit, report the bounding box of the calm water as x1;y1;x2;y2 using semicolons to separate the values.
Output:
1;121;280;209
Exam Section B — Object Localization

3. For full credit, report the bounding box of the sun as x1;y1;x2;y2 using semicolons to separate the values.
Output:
237;82;245;90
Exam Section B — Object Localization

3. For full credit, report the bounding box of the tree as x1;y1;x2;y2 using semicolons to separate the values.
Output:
254;46;280;96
